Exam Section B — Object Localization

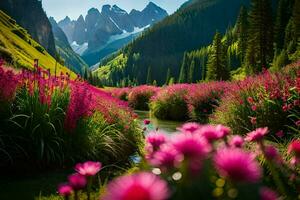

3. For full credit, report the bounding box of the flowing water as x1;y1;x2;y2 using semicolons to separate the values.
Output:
135;110;183;134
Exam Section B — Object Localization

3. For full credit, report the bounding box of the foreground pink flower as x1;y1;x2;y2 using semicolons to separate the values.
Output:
245;127;268;142
57;183;73;197
146;132;167;152
288;140;300;158
260;187;278;200
103;172;170;200
196;125;223;142
75;161;102;176
214;148;261;183
216;125;231;138
178;123;201;134
151;144;183;170
229;135;244;148
172;134;210;159
68;173;87;190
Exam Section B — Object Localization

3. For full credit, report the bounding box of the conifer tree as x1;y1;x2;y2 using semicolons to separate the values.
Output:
293;0;300;42
146;66;152;85
165;68;171;85
246;0;273;73
272;49;289;71
206;32;229;81
179;53;187;83
236;6;248;63
188;60;195;83
274;0;289;51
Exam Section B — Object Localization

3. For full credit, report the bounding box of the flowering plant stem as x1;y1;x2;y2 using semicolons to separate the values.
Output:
74;191;78;200
87;177;92;200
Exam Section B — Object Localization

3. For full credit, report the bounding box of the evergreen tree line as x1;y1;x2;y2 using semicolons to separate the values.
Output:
180;0;300;82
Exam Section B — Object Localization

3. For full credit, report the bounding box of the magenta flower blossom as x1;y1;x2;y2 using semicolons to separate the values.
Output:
197;125;223;142
75;161;102;176
151;144;183;170
260;187;278;200
229;136;244;148
57;183;73;197
172;134;210;159
146;132;167;152
288;140;300;158
178;123;201;134
214;148;261;183
103;172;170;200
144;119;151;125
264;145;278;161
216;124;231;138
245;127;269;142
68;173;87;190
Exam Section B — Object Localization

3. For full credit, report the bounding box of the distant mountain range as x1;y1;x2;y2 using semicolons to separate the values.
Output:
95;0;251;85
49;17;88;73
57;2;168;66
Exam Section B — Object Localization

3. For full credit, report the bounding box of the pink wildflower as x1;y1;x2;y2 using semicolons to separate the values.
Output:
57;183;73;197
68;173;87;190
151;144;183;170
214;148;261;183
247;97;254;104
250;117;257;125
103;172;170;200
260;187;278;200
288;140;300;158
251;105;257;111
276;130;284;138
172;134;210;159
229;135;244;148
196;125;223;142
146;132;167;152
178;122;201;134
144;119;151;125
245;127;268;142
75;161;101;176
264;145;278;161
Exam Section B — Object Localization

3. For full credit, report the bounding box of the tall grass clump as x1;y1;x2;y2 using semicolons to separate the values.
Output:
0;62;143;171
127;85;159;110
211;62;300;141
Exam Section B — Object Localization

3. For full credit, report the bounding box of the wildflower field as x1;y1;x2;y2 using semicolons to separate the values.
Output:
0;61;143;172
1;60;300;200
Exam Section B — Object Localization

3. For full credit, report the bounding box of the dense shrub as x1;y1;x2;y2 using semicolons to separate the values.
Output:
0;64;143;171
128;85;159;110
187;82;230;123
150;84;190;121
150;83;229;122
110;87;131;101
211;63;300;140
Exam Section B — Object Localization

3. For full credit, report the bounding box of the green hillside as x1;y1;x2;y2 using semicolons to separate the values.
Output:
0;10;75;76
94;0;251;85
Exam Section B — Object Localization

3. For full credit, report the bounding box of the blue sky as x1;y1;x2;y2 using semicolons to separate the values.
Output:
42;0;188;21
